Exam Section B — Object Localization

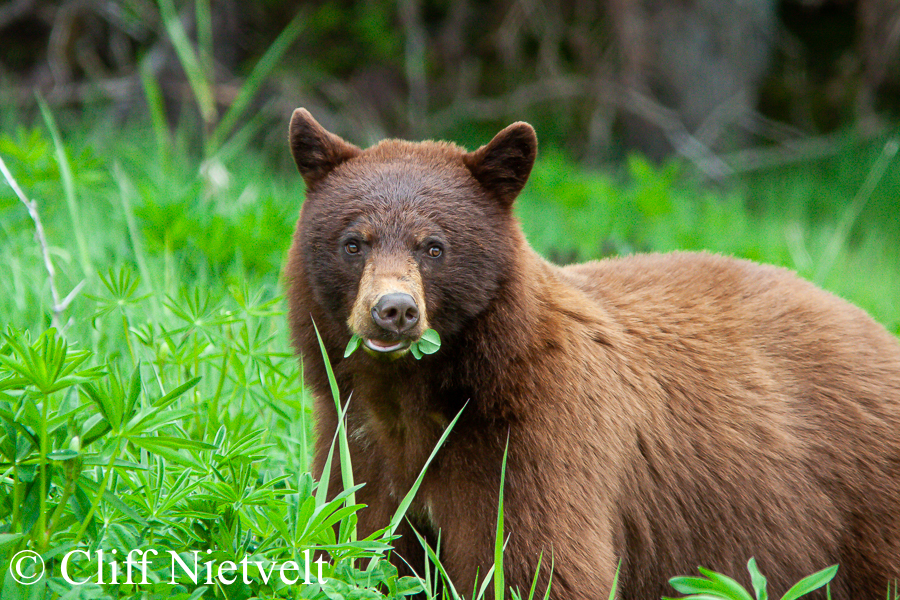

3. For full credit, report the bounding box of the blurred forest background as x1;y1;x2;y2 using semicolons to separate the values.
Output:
2;0;899;161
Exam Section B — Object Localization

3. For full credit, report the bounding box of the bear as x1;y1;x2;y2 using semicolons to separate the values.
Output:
284;108;900;599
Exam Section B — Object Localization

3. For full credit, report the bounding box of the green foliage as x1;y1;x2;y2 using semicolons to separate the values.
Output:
155;0;308;157
409;330;441;359
305;2;403;76
0;274;429;598
665;558;838;600
0;126;104;231
492;439;508;600
344;335;363;358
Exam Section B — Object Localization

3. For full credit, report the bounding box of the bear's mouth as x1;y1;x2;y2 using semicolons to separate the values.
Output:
364;338;410;353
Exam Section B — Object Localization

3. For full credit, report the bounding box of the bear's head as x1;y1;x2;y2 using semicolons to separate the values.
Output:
288;109;536;360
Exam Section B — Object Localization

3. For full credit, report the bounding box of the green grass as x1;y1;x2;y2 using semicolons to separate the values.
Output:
1;107;898;599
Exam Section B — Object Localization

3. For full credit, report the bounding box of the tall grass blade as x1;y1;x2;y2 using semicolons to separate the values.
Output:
211;8;308;150
494;435;510;600
412;526;462;600
312;321;355;542
815;137;898;284
525;552;544;600
476;563;497;600
217;113;269;164
608;560;620;600
36;94;92;278
113;163;155;301
313;409;339;507
194;0;213;79
157;0;216;131
139;59;171;165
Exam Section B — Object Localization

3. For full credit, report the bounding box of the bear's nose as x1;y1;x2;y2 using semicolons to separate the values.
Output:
372;293;419;334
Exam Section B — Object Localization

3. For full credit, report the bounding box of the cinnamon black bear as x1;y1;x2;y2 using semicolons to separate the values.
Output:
284;108;900;599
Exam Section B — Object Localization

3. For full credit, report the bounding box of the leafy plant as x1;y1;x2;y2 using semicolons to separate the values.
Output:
0;289;423;599
154;0;308;157
665;558;838;600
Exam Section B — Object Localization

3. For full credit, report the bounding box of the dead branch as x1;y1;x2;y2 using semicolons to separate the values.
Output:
0;154;84;332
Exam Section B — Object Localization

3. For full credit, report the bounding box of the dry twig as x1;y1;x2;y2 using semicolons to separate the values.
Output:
0;154;84;332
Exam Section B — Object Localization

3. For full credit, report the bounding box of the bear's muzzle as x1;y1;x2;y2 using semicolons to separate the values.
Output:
348;254;429;358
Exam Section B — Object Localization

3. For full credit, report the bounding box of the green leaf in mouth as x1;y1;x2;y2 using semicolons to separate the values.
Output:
344;334;362;358
343;329;441;360
412;329;441;357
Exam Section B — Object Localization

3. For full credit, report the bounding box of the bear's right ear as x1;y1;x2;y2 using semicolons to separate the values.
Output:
463;121;537;207
289;108;361;187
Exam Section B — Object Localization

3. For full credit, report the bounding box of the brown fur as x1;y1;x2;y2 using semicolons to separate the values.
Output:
284;109;900;599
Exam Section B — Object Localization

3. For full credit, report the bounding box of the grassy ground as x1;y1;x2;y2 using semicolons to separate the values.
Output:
1;109;898;599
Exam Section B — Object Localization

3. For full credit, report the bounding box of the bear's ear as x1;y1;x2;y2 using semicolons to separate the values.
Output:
463;122;537;206
289;108;361;187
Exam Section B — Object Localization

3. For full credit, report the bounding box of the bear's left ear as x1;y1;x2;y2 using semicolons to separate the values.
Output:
289;108;361;187
463;122;537;207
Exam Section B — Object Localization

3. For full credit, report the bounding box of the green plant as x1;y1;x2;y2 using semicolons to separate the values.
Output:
154;0;308;157
665;558;838;600
0;286;425;599
408;435;566;600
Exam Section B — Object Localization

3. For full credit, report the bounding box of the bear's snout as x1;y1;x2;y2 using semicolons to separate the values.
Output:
372;293;419;334
347;254;429;350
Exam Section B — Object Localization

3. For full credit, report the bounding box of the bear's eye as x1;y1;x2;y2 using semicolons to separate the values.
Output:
345;241;361;255
427;244;443;258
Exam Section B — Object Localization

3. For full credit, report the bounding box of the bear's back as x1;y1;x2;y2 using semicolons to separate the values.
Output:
561;251;900;372
559;251;900;431
556;251;900;598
